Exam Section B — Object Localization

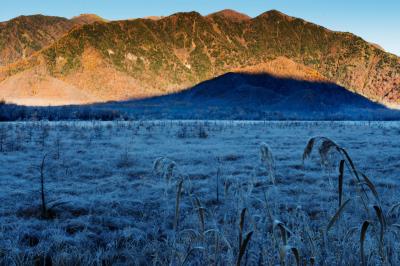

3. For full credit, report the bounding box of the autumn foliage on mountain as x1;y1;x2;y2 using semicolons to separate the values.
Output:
0;10;398;107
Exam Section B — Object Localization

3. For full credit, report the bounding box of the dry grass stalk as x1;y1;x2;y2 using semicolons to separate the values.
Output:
153;157;176;183
194;197;205;235
360;221;371;266
310;257;316;266
277;224;300;266
273;220;295;266
392;224;400;231
181;246;205;266
338;160;345;208
239;208;247;248
290;247;300;266
373;205;386;260
302;137;316;162
318;139;338;166
303;137;370;212
360;173;380;203
303;137;339;165
214;232;220;265
174;179;184;231
153;157;165;174
260;143;275;184
305;137;391;265
388;202;400;216
236;231;253;266
273;220;290;245
339;148;371;213
280;246;300;266
216;160;221;203
236;208;253;266
327;199;352;232
39;153;49;219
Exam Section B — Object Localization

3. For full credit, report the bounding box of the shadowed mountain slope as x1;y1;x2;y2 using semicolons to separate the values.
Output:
0;73;398;121
98;73;399;120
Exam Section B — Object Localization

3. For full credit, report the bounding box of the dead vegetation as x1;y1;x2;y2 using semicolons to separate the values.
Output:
0;121;399;265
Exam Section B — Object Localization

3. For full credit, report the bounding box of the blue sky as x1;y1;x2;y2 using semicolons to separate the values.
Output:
1;0;399;55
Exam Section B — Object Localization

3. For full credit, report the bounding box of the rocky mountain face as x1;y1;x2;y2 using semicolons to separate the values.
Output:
0;10;399;107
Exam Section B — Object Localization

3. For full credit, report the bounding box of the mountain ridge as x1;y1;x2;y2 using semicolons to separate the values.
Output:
0;10;399;108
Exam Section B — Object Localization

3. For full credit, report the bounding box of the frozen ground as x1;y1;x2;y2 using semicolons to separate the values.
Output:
0;121;399;265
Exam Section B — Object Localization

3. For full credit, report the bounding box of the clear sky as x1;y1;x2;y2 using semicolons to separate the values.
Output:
1;0;399;56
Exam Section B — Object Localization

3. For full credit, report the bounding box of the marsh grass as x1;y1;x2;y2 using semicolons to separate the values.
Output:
304;136;400;265
116;147;134;168
260;143;275;184
1;122;400;265
361;220;371;266
174;179;184;231
236;208;253;266
39;153;49;219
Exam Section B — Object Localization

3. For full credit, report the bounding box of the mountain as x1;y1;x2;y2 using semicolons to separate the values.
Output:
207;9;251;22
0;10;399;108
0;14;104;67
71;14;107;25
112;72;395;120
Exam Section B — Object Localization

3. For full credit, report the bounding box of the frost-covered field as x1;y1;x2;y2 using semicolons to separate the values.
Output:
0;121;400;265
